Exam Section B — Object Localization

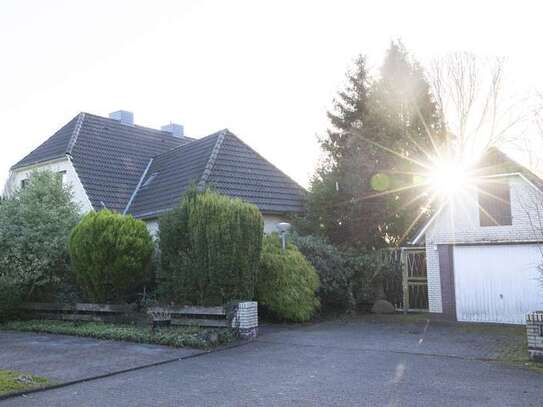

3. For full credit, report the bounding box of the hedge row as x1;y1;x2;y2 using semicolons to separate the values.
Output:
1;172;322;323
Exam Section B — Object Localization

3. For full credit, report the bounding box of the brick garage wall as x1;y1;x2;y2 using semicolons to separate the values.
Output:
424;175;543;316
527;312;543;360
426;242;442;313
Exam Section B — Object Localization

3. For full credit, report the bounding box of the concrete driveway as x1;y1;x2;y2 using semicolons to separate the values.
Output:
2;316;542;406
0;331;202;384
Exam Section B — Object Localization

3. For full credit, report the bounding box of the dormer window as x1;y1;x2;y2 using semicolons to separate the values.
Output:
142;172;159;188
478;180;512;227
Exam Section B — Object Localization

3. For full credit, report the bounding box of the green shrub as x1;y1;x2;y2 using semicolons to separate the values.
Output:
256;234;320;321
159;188;264;305
2;320;236;350
69;210;154;303
0;279;23;322
290;233;355;312
347;249;401;308
0;170;80;306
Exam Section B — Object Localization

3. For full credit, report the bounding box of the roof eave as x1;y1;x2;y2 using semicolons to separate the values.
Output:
10;154;70;172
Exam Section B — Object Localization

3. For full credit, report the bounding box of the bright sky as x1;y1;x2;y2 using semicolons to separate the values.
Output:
1;0;543;189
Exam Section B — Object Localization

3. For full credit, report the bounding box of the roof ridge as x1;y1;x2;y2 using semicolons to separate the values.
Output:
66;112;85;155
123;158;154;215
479;147;543;185
197;130;227;190
150;129;224;161
82;111;197;141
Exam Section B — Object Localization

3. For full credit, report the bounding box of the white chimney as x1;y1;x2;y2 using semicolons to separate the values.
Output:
161;123;184;138
109;110;134;126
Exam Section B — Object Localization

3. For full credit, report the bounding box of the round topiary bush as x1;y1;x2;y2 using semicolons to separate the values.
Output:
69;210;154;303
256;234;320;322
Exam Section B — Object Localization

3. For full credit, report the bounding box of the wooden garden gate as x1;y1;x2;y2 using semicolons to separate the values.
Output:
401;247;428;312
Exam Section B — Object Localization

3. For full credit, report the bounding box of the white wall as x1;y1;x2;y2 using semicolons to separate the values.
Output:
263;214;287;234
144;214;288;239
4;157;93;213
145;220;159;238
426;176;543;245
424;175;543;315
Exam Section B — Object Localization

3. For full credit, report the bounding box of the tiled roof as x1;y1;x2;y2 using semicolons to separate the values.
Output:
12;113;192;212
126;130;306;218
11;113;306;217
206;132;306;214
126;132;222;218
11;115;80;169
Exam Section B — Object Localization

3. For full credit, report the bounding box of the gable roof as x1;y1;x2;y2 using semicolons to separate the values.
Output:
11;113;306;217
11;115;82;169
12;112;195;212
474;147;543;190
410;147;543;245
126;131;223;218
205;131;306;214
126;130;306;218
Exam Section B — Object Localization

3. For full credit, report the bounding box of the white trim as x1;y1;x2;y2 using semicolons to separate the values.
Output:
65;155;94;212
411;206;444;245
66;112;85;155
479;172;542;193
410;173;542;245
10;156;68;172
123;158;153;215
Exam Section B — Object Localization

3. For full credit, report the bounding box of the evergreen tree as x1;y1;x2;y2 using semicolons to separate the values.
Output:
300;41;444;248
296;55;372;245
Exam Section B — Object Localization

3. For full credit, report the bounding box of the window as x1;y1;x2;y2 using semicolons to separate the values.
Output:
57;170;67;185
478;181;512;226
20;179;28;189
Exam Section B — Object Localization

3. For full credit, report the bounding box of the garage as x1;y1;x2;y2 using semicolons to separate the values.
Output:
453;244;543;324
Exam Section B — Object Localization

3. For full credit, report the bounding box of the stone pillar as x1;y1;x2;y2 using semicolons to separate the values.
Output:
230;301;258;339
527;312;543;361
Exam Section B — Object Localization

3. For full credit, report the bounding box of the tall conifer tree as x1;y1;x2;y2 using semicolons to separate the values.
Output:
301;41;444;248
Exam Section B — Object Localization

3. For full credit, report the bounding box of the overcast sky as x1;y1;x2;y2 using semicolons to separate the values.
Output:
1;0;542;189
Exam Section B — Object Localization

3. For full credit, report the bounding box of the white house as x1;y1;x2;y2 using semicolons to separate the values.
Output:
4;111;305;234
412;148;543;324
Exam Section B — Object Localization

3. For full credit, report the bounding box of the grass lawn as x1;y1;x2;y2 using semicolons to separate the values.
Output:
2;320;236;350
0;370;48;396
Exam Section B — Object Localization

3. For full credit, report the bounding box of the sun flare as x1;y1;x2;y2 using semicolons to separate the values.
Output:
428;160;471;198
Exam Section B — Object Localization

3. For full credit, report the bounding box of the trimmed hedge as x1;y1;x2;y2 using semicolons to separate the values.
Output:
159;189;264;306
69;210;154;303
256;234;320;322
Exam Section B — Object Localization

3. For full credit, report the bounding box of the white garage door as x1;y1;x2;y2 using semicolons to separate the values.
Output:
454;244;543;324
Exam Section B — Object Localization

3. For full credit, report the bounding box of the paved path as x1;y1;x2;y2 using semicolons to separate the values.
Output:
2;317;541;406
0;331;201;383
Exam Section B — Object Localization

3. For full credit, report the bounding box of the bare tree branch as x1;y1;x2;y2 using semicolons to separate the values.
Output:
430;53;528;157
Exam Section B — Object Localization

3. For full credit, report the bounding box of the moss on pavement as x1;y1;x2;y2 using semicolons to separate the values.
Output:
0;370;48;396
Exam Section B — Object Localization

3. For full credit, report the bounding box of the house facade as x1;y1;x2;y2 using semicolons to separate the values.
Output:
4;111;305;234
413;149;543;324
